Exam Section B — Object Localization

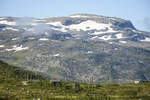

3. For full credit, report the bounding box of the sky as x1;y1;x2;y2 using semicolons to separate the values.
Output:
0;0;150;32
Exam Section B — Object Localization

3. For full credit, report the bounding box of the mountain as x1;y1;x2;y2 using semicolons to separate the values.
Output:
0;14;150;83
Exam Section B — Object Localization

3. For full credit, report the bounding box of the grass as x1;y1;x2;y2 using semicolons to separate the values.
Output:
0;60;150;100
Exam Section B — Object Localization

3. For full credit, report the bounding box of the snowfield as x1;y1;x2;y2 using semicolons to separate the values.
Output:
0;20;16;25
68;20;111;31
47;20;117;32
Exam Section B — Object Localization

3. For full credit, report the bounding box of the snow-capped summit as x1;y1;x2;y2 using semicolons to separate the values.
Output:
0;15;150;43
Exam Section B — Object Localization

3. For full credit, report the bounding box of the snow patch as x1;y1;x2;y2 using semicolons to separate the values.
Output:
47;22;68;32
92;28;117;35
28;37;35;40
115;33;124;39
140;37;150;42
0;20;16;25
39;38;49;41
3;27;19;31
0;45;5;47
114;48;118;50
99;35;113;40
45;32;49;35
47;22;62;26
109;42;114;44
12;37;20;40
91;36;98;40
87;51;93;54
6;45;29;52
119;41;127;44
53;53;60;57
12;45;17;48
51;27;67;32
132;30;143;34
31;23;38;26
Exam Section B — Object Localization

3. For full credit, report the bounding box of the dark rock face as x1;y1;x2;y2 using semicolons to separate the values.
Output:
113;21;136;29
0;14;150;83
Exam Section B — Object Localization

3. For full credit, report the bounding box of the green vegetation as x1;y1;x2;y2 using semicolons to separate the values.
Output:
0;61;150;100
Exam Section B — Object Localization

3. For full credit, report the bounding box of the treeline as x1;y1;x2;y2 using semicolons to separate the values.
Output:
0;60;44;80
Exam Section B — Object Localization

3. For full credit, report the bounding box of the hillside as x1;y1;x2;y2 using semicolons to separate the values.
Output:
0;61;150;100
0;60;44;80
0;14;150;83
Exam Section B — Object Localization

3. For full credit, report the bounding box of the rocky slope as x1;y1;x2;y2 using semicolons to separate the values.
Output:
0;14;150;83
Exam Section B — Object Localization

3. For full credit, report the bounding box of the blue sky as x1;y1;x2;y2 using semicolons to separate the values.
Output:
0;0;150;32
